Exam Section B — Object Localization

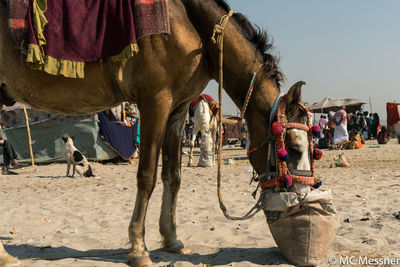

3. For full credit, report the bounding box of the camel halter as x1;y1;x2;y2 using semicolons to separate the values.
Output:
258;94;316;190
212;12;321;221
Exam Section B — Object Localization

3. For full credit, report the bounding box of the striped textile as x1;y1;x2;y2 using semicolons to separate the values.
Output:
6;0;29;50
134;0;170;38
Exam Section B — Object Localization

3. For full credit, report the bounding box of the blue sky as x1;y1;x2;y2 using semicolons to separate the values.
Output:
204;0;400;122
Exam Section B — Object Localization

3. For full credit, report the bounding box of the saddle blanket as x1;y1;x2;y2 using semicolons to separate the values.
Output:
190;94;219;117
6;0;170;78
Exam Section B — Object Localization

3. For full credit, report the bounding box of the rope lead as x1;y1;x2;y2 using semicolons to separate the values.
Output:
213;10;265;221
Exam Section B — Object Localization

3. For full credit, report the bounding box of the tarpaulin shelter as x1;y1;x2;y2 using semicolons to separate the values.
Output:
0;103;134;164
387;102;400;136
306;97;366;113
222;115;244;142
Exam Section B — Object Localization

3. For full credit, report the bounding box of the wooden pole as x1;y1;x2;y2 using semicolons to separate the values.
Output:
23;105;35;166
369;96;373;114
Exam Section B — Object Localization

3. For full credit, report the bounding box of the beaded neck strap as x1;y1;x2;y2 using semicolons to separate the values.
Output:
240;72;257;118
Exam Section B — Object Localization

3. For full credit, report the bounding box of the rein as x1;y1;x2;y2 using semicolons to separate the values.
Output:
213;10;261;220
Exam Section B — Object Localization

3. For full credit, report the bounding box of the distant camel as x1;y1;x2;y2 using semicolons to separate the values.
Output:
187;95;218;167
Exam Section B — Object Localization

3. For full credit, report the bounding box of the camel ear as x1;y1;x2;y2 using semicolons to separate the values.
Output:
286;81;306;115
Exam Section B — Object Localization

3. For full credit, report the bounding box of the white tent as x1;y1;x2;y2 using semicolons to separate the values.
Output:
306;97;366;113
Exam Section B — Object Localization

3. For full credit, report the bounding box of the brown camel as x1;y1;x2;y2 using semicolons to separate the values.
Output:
0;0;311;266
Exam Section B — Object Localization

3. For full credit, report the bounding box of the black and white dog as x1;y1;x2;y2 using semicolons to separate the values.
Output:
62;136;94;178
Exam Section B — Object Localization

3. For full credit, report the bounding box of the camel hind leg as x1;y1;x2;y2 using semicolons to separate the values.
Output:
160;102;191;254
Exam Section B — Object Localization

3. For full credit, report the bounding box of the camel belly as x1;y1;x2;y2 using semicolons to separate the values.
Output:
3;62;123;114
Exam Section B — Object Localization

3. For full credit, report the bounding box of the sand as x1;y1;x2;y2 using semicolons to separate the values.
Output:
1;139;400;266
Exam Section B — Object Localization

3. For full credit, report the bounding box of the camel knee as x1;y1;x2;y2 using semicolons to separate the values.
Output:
162;170;181;188
137;175;157;197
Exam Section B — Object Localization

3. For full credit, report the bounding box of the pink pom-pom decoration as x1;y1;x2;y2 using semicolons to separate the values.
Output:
271;122;283;136
277;148;288;161
278;175;293;189
313;148;323;160
311;125;321;137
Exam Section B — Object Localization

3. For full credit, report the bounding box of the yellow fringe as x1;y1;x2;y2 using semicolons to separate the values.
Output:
110;43;139;62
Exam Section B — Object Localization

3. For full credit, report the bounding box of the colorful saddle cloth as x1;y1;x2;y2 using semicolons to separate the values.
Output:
6;0;169;78
190;94;219;117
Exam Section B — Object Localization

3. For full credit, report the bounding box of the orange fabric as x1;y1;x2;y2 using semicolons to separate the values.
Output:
354;133;362;149
355;140;362;149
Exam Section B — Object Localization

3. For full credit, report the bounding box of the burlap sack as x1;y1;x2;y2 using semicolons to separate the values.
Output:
267;202;338;266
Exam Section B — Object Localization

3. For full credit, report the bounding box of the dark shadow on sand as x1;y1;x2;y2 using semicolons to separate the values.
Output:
4;244;129;265
4;244;288;266
35;175;68;179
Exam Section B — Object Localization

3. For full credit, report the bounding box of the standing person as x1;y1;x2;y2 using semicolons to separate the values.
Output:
356;112;367;138
364;111;372;139
318;115;328;130
240;125;247;149
222;123;227;146
331;106;349;144
327;111;336;139
368;113;374;139
371;113;380;139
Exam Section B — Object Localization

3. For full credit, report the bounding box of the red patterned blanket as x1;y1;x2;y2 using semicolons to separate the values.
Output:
190;94;219;117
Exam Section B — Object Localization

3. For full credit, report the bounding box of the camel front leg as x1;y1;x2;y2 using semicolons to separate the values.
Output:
128;97;171;267
160;103;191;254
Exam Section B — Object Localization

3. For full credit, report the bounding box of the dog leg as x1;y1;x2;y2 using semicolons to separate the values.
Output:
72;165;76;178
76;168;84;177
75;164;86;177
66;161;71;177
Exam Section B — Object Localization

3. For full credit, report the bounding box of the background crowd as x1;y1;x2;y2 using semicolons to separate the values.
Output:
316;106;387;149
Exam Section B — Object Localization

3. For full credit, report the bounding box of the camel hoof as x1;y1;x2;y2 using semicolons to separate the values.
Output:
178;247;192;255
163;241;192;255
128;255;152;267
197;162;213;168
0;254;23;267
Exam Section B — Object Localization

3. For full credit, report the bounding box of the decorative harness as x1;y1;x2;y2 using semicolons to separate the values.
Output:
258;94;318;191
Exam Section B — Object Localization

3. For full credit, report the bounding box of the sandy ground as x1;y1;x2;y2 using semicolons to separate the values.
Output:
1;139;400;266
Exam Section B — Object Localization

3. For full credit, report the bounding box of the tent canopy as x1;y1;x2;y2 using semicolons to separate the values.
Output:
0;102;138;163
306;97;366;113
